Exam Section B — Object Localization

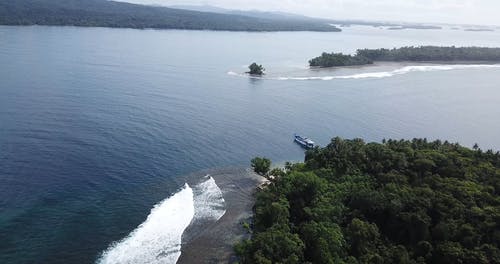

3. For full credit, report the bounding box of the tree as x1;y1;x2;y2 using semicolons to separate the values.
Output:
300;221;346;263
269;167;286;180
434;242;465;264
251;157;271;175
254;197;290;230
248;63;265;75
346;218;381;256
237;226;305;264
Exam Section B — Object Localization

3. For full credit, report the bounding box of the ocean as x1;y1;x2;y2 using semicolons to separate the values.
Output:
1;25;500;263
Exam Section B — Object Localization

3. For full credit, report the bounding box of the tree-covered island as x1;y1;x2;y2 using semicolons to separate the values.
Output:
309;46;500;67
247;63;265;76
238;137;500;264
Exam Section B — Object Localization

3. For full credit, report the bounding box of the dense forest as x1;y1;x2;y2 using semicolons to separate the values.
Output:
247;63;265;75
308;52;374;67
0;0;340;32
310;46;500;67
237;138;500;264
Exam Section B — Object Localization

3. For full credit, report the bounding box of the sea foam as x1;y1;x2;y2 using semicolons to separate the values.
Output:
97;183;194;264
97;176;227;264
275;64;500;80
192;176;226;221
228;64;500;81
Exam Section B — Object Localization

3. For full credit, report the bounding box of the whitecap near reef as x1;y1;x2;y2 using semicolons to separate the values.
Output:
97;176;226;264
192;175;226;222
229;64;500;81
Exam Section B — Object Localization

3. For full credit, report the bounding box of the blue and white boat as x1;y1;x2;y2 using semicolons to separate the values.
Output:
294;134;315;149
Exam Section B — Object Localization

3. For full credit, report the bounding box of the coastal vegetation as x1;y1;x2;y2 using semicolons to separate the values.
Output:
238;137;500;264
309;52;373;67
310;46;500;67
247;63;266;76
0;0;340;32
251;157;271;176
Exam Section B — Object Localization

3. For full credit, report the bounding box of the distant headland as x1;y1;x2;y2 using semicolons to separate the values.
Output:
0;0;341;32
309;46;500;68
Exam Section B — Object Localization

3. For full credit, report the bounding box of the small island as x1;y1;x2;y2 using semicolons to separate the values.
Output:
465;28;495;32
237;137;500;264
309;46;500;68
247;63;265;76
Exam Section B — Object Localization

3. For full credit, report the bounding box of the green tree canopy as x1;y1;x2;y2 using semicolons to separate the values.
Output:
248;63;265;75
237;137;500;263
310;46;500;67
251;157;271;176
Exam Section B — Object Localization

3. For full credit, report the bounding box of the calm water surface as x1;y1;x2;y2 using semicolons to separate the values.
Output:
1;25;500;263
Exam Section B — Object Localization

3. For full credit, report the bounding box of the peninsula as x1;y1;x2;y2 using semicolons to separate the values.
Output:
0;0;341;32
237;137;500;264
309;46;500;67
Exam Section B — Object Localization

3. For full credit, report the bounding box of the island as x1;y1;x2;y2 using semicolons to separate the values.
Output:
237;137;500;264
247;63;265;76
309;46;500;67
387;25;442;30
0;0;341;32
465;28;495;32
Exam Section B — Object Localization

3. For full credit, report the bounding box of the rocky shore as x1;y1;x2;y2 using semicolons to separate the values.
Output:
177;167;266;264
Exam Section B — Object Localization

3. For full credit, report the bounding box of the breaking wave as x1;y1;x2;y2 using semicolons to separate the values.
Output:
192;175;226;221
97;176;226;264
228;64;500;81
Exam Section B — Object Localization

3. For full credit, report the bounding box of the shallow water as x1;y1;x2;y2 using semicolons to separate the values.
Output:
1;25;500;263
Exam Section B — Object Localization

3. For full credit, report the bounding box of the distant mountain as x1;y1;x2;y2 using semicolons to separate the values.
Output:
168;4;445;30
0;0;341;32
169;5;314;21
169;5;231;14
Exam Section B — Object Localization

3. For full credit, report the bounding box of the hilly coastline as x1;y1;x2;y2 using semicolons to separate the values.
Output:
0;0;340;32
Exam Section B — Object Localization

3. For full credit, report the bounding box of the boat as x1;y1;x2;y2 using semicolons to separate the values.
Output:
294;134;315;149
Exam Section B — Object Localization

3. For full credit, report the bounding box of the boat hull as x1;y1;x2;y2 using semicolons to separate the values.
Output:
294;135;315;149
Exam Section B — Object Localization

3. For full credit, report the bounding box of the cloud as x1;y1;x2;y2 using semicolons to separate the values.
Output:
119;0;500;25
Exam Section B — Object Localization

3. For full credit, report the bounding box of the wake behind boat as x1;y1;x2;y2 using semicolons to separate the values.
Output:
294;134;315;149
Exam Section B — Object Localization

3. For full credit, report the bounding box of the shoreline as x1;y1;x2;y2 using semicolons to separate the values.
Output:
309;60;500;70
177;167;267;264
0;24;341;33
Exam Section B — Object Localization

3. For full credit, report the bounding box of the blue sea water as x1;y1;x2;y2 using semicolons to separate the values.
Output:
1;25;500;263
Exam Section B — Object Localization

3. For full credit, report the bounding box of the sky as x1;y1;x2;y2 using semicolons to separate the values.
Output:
118;0;500;26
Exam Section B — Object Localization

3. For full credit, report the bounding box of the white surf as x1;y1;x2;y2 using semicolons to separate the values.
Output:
228;64;500;81
97;176;227;264
192;175;226;221
97;184;195;264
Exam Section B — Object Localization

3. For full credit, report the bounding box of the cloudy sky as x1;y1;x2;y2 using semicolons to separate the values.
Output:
119;0;500;26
